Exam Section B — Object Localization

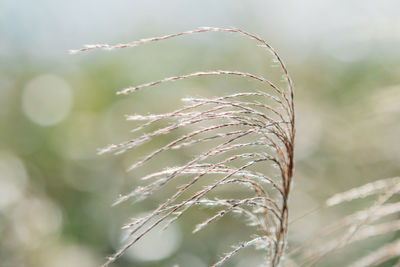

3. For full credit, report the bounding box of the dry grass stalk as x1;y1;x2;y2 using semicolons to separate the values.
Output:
73;27;295;266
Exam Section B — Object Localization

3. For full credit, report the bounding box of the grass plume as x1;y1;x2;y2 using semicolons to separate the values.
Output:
73;27;295;266
298;177;400;266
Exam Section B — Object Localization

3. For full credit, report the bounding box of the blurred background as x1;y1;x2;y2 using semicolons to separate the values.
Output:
1;1;400;266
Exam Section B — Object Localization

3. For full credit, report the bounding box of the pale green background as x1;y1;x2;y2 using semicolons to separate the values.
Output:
1;1;399;266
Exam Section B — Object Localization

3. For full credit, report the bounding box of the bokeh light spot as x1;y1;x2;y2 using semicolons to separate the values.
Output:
12;197;62;248
122;223;182;262
0;151;27;210
22;74;73;126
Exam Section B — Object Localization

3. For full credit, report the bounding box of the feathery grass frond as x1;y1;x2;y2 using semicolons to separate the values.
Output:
73;27;295;266
299;177;400;266
326;177;400;206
